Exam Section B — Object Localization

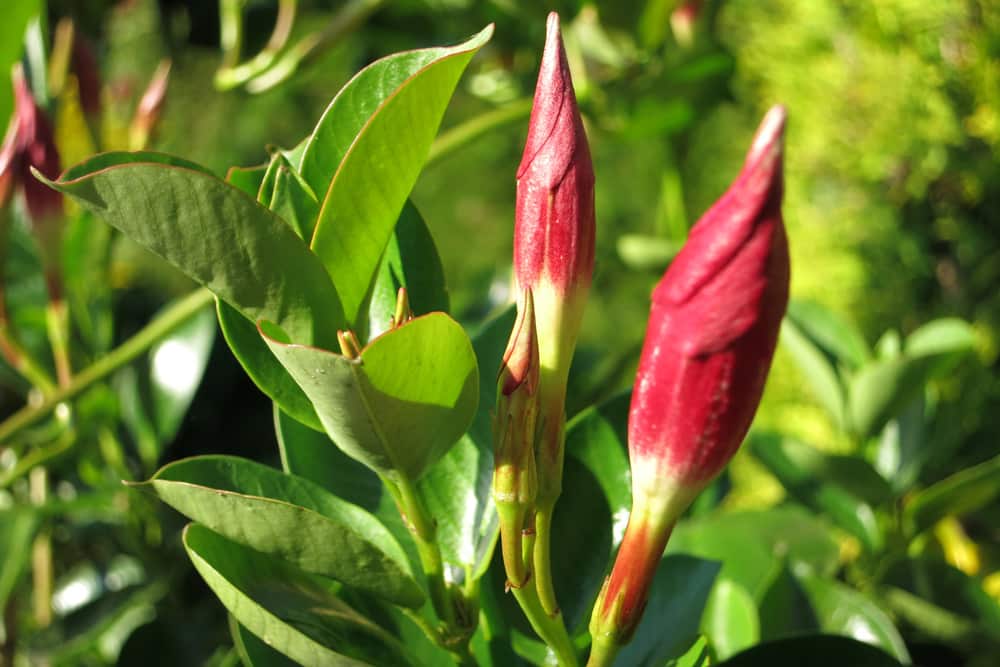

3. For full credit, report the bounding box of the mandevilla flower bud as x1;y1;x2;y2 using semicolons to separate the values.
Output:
497;10;595;613
588;105;790;663
129;59;171;150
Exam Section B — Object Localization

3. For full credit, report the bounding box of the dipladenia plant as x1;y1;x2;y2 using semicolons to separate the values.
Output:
34;14;803;667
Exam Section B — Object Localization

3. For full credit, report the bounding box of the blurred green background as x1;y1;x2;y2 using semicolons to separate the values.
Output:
2;0;999;663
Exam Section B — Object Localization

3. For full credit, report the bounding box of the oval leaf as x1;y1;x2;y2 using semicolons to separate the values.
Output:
139;455;423;607
39;152;344;347
183;524;409;666
306;26;493;327
263;313;479;481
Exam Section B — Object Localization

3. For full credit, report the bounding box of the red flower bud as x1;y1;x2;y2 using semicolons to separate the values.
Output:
670;0;704;48
590;106;789;654
7;65;64;227
129;59;171;150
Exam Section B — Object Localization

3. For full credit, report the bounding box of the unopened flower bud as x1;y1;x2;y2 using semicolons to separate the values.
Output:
670;0;704;48
129;59;171;150
494;290;540;588
505;11;596;613
589;106;790;657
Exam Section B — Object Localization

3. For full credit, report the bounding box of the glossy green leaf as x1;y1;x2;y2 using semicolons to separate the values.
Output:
701;578;760;661
905;452;1000;534
616;555;721;666
848;318;975;440
786;300;870;369
780;317;846;428
757;564;819;640
715;635;904;667
0;508;37;608
368;201;449;339
139;455;423;607
552;391;632;632
795;572;910;663
268;156;320;240
183;524;409;666
232;617;300;667
749;434;884;551
667;506;840;599
39;151;344;348
264;312;479;481
147;303;216;442
225;164;268;198
415;307;514;582
305;26;493;327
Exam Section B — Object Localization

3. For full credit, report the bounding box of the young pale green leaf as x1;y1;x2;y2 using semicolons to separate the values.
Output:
748;434;885;551
714;635;904;667
38;152;345;348
617;555;721;667
265;155;320;240
138;455;423;608
368;201;449;339
231;617;300;667
183;524;410;666
780;318;847;429
305;25;493;327
415;306;514;580
904;452;1000;535
701;578;760;661
263;313;479;481
794;573;910;664
0;509;37;609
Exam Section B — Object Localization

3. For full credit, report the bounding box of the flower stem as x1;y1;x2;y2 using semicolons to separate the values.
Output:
0;287;214;444
585;633;621;667
511;576;579;667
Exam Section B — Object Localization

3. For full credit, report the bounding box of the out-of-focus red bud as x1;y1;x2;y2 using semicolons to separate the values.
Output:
129;59;171;150
11;66;64;228
71;31;103;117
589;106;789;658
670;0;704;48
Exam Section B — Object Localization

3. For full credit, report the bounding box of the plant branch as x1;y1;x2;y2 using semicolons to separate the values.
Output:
0;287;214;444
427;98;533;167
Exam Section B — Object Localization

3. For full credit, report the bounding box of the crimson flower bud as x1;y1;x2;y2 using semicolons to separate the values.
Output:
670;0;704;48
589;105;790;656
9;66;64;234
502;11;596;613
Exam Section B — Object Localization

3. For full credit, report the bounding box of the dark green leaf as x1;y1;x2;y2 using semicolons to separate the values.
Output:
795;573;910;663
552;391;631;632
183;524;409;666
905;452;1000;535
263;312;479;482
617;555;721;666
715;635;904;667
40;152;345;348
368;201;449;339
231;617;300;667
139;455;423;607
749;433;884;551
306;26;493;327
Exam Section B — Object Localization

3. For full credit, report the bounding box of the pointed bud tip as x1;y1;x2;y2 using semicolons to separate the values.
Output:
746;104;787;167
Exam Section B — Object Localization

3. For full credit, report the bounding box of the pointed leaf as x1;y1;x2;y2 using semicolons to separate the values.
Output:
138;455;423;607
183;524;410;666
263;313;479;481
786;300;870;369
306;26;493;326
905;452;1000;534
701;578;760;661
39;152;344;347
780;317;846;428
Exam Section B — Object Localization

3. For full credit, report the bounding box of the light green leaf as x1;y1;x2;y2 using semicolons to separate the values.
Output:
701;578;760;661
40;152;345;348
263;313;479;481
304;25;493;327
795;573;910;663
139;455;423;607
786;300;870;369
904;452;1000;535
184;524;409;666
780;317;847;429
0;508;37;608
0;0;40;124
231;617;300;667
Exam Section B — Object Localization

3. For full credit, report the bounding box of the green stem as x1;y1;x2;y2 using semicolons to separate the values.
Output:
511;577;578;667
585;633;622;667
30;466;52;628
0;324;56;396
532;502;559;615
45;297;72;387
426;98;534;166
0;287;214;444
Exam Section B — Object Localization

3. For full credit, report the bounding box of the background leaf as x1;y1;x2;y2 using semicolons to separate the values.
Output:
714;635;903;667
701;577;760;661
905;452;1000;535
